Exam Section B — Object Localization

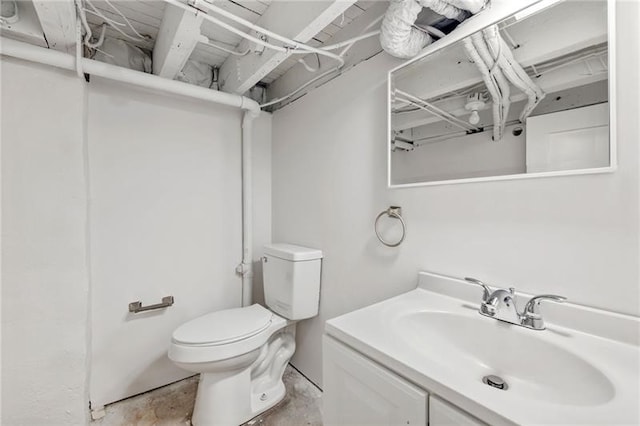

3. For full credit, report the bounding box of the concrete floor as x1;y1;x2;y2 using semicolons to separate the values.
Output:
92;365;323;426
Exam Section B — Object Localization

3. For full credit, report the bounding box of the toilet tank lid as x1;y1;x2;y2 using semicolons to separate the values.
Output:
263;243;323;261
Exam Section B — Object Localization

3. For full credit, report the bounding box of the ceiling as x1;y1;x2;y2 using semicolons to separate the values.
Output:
2;0;387;107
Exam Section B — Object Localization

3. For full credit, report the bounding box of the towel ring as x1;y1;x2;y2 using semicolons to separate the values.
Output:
375;206;406;247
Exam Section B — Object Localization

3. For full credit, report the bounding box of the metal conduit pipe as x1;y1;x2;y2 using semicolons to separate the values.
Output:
463;37;504;141
482;26;545;122
0;37;260;307
471;32;511;139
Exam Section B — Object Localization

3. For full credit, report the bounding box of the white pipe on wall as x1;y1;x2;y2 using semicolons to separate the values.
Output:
240;110;259;307
0;36;260;307
0;37;260;113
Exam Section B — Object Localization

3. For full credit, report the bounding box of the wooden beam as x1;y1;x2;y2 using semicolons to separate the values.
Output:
219;0;357;95
32;0;76;54
152;3;203;79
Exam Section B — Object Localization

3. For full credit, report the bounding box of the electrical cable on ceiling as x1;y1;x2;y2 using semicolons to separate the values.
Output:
152;0;383;109
86;23;107;49
101;0;149;40
164;0;345;69
83;0;150;43
75;0;150;54
73;0;386;110
260;15;386;108
319;30;381;51
298;56;319;73
259;66;340;108
190;0;345;65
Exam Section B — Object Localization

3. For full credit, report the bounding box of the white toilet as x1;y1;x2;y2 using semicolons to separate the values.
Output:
168;243;322;426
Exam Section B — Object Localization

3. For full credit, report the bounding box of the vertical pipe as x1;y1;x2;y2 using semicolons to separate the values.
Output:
241;110;260;307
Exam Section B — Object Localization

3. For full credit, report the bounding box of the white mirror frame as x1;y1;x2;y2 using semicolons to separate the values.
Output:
387;0;617;188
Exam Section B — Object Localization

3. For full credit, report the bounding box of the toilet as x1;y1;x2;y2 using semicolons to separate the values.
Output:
168;243;322;426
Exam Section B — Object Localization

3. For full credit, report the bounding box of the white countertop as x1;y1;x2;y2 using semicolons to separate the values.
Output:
325;272;640;426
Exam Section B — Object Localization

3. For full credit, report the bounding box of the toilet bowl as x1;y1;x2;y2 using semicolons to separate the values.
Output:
169;304;295;425
169;243;322;426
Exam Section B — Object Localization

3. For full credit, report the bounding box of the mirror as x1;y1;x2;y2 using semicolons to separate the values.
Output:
388;0;614;187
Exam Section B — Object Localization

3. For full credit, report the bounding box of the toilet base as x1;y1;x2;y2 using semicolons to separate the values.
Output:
191;325;296;426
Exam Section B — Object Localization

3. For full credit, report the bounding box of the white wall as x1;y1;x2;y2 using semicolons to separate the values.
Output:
392;123;525;184
1;58;89;425
87;78;247;407
1;57;272;422
271;1;639;387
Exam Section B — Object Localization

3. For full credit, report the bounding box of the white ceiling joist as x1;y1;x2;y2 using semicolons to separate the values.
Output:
152;3;203;79
32;0;76;54
266;1;390;107
219;0;357;95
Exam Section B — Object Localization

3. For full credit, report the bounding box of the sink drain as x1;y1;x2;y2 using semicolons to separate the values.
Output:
482;375;508;390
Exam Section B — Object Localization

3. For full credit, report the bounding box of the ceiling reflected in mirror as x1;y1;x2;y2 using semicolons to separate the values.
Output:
389;0;614;187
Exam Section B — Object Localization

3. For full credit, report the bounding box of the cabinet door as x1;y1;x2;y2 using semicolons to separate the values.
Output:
323;335;428;426
429;396;485;426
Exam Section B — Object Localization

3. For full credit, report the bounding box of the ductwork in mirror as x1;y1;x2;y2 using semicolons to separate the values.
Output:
380;0;488;59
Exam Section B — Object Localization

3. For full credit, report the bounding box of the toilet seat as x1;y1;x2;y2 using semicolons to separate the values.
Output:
172;304;273;346
168;305;288;365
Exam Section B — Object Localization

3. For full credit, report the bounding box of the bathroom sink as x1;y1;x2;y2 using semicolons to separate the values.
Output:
325;272;640;426
393;311;615;406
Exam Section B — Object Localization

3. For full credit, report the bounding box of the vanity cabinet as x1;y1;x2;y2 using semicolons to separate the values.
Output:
323;335;486;426
323;335;428;425
429;396;485;426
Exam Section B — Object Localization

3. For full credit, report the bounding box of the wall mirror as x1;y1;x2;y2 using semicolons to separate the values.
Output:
388;0;615;187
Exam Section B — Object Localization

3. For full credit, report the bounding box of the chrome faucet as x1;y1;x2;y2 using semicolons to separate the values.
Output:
465;277;566;330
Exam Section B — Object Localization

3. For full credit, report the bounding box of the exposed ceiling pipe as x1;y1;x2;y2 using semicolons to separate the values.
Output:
482;25;545;122
380;0;487;59
463;37;504;141
0;37;259;111
471;32;510;139
168;0;345;69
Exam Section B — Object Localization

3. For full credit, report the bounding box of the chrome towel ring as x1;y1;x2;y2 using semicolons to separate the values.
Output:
375;206;406;247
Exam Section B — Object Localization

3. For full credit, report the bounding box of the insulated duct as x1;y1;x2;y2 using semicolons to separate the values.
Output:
463;25;545;141
380;0;487;59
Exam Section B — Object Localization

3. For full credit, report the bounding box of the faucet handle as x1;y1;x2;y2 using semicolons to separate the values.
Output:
521;294;567;330
523;294;567;315
464;277;492;302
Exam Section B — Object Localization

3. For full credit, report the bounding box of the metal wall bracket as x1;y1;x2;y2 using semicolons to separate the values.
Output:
128;296;174;313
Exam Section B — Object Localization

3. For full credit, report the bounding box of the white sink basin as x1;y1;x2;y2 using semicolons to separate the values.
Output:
326;272;640;425
394;311;615;406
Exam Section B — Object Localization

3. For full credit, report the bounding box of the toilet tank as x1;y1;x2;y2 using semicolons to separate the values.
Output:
262;243;323;320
